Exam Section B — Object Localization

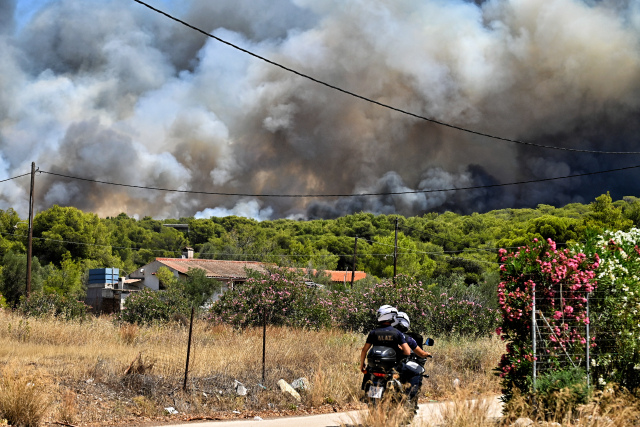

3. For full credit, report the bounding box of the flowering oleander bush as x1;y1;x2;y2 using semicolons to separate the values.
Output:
18;291;90;321
497;238;598;401
210;273;499;337
580;228;640;390
319;275;499;336
209;271;333;328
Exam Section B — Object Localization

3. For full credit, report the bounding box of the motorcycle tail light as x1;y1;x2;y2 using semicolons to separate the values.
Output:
372;372;386;377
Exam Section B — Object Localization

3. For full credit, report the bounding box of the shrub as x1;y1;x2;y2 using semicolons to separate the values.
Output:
320;275;499;337
534;367;591;422
0;365;52;427
579;228;640;390
209;271;330;328
18;291;90;321
497;238;597;402
116;287;191;325
210;272;499;337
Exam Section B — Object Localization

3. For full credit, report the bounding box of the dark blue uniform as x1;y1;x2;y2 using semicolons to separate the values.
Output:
365;325;407;349
400;332;424;401
361;325;407;391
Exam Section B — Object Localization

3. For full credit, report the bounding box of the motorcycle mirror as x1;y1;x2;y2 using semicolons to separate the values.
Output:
425;337;434;346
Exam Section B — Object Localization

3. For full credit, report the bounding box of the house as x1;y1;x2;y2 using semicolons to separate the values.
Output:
126;247;270;301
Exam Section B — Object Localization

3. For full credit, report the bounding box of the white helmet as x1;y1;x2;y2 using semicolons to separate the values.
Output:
392;311;410;332
376;305;398;323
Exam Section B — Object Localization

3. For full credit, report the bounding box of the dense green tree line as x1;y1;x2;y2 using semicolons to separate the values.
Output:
0;192;634;306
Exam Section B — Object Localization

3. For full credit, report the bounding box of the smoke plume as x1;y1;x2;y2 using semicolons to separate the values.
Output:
2;0;640;220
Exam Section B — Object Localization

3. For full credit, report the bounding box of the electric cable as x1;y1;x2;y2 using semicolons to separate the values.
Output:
132;0;640;155
39;163;640;198
0;172;31;184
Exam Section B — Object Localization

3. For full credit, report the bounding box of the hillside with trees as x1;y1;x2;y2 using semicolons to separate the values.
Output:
0;192;636;307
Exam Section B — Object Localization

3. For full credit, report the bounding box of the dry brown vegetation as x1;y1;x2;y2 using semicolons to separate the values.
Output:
0;310;503;425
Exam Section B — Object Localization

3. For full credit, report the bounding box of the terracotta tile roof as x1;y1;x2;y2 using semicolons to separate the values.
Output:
298;269;367;282
155;258;269;279
326;270;367;282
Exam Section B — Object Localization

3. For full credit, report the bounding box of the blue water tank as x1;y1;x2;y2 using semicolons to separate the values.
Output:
88;268;119;285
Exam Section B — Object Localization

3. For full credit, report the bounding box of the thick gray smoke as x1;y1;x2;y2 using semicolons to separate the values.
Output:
2;0;640;220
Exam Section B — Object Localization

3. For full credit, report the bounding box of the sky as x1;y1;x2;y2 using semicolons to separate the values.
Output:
2;0;640;221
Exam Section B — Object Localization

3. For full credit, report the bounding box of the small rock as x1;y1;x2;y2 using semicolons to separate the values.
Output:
254;416;264;421
513;418;534;427
277;379;301;401
234;380;247;396
291;377;310;391
232;410;241;414
164;407;178;415
86;378;94;384
453;378;460;389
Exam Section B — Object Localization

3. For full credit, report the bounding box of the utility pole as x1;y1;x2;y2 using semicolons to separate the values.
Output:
26;162;35;297
393;217;398;284
350;236;358;288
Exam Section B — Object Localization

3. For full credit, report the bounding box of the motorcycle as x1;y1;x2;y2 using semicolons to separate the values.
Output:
363;338;434;421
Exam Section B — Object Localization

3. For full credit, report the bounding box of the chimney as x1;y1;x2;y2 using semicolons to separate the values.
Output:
182;247;194;259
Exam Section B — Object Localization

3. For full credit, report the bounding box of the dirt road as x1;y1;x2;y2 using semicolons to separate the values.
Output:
162;397;503;426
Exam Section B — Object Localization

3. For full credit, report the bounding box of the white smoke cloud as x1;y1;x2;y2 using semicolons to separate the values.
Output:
195;198;274;221
1;0;640;220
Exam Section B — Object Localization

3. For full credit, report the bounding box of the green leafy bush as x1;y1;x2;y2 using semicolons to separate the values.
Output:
116;287;191;325
534;367;591;421
18;291;90;321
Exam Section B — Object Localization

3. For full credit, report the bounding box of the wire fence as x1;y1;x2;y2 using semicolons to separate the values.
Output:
531;289;607;388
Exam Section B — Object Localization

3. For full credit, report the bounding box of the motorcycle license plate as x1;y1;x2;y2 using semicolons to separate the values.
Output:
367;385;384;399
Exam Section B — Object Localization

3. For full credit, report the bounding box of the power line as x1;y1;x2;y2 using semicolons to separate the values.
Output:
0;172;31;184
40;163;640;198
133;0;640;155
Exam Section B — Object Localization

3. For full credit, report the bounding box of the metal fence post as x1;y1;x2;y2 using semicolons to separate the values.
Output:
183;305;195;391
532;285;537;390
262;308;267;385
586;293;590;388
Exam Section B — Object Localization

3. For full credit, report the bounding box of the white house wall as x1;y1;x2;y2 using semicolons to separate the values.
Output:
130;260;180;291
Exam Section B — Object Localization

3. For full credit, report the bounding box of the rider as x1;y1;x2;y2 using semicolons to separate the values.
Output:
392;311;430;403
360;305;411;375
393;312;431;358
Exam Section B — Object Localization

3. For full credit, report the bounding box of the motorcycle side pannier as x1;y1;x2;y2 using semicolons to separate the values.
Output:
367;346;397;369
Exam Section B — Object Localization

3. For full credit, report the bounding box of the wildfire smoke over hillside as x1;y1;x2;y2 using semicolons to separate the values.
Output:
2;0;640;219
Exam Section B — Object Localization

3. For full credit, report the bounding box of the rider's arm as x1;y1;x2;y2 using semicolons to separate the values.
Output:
360;343;372;373
412;345;431;358
399;342;411;356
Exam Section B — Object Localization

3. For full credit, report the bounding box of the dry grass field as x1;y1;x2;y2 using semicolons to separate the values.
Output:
0;310;504;426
